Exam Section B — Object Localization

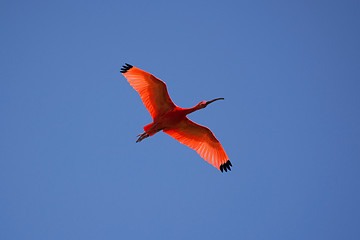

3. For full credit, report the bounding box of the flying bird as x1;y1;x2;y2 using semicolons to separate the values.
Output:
120;64;232;172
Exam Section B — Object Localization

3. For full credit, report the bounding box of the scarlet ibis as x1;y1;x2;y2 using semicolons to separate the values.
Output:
120;64;232;172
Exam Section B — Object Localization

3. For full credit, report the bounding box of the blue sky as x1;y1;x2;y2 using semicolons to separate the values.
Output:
1;0;360;239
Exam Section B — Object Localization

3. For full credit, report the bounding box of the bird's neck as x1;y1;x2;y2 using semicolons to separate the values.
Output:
181;105;202;116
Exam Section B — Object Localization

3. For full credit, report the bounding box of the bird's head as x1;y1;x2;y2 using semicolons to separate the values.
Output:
197;98;224;109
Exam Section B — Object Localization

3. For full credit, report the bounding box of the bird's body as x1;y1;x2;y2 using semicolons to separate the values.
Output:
120;64;232;172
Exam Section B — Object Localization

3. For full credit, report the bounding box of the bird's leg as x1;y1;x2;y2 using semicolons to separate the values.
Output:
136;132;149;143
136;123;159;143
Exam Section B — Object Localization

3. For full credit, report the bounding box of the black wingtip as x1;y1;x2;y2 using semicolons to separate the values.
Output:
120;63;133;73
220;160;232;173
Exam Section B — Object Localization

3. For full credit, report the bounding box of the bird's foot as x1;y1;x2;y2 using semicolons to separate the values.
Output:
136;133;149;143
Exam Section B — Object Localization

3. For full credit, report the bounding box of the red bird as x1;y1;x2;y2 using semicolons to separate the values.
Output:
120;64;232;172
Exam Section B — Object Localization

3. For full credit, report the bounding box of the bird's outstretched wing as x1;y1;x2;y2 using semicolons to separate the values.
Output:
121;64;176;119
163;117;232;172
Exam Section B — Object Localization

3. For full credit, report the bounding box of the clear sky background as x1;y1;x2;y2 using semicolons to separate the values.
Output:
1;0;360;239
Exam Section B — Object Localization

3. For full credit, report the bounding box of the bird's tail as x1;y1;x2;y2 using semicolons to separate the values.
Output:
143;123;157;136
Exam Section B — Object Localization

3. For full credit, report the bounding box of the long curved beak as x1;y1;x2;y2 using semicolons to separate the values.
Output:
205;98;224;106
